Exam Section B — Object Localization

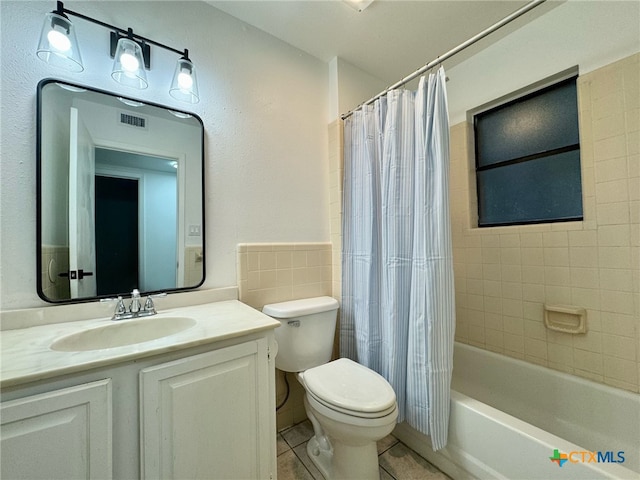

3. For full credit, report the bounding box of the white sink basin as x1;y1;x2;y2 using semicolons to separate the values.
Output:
51;316;197;352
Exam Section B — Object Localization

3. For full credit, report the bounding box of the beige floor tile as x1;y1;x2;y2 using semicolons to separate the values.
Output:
379;442;452;480
276;433;290;456
377;434;400;455
293;443;324;480
380;467;395;480
277;449;315;480
281;419;315;448
277;421;448;480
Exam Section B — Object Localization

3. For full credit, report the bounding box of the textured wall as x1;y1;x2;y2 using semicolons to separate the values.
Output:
0;1;330;310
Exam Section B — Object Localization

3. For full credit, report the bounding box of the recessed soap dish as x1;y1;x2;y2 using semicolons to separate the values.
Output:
544;304;587;334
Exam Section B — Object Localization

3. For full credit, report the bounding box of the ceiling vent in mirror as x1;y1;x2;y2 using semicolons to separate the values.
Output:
120;112;147;129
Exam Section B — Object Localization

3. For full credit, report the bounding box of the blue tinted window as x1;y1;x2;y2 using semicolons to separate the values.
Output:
477;151;583;225
475;76;583;227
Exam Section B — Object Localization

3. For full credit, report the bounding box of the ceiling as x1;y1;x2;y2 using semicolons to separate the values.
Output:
207;0;559;85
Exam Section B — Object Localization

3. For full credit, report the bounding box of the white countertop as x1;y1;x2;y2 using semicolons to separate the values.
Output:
1;300;280;389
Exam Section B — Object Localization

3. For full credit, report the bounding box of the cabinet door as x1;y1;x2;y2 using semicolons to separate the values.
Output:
140;339;273;479
1;379;112;480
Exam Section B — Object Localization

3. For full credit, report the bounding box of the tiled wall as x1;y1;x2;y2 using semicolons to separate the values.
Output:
328;120;345;373
236;242;333;430
328;119;344;300
451;53;639;393
184;246;204;287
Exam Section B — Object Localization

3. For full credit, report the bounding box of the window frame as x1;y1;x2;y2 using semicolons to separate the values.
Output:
471;69;583;228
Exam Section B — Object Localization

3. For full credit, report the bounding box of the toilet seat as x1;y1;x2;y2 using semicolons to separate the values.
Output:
301;358;397;419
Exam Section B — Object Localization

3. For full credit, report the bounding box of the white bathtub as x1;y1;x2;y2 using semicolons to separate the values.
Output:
393;342;640;479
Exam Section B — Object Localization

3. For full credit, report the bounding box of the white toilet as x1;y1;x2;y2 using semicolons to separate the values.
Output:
262;296;398;480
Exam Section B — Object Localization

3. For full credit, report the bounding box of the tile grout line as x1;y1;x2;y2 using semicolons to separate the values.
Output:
291;447;320;480
380;465;397;480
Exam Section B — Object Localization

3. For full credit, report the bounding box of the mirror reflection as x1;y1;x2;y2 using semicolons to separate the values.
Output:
37;79;205;303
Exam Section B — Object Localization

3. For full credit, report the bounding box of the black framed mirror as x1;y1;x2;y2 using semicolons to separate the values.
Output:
37;79;205;303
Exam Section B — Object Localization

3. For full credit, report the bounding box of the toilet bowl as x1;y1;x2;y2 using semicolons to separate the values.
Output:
299;358;398;479
262;297;398;480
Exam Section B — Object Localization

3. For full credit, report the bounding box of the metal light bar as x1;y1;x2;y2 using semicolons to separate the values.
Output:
55;1;184;57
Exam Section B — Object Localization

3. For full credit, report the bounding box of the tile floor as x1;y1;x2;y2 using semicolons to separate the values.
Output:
277;420;453;480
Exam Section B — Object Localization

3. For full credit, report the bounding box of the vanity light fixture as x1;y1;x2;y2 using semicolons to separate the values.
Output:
117;97;146;108
55;82;87;93
111;30;148;90
343;0;374;12
36;5;83;72
169;110;193;119
37;1;200;103
169;52;199;104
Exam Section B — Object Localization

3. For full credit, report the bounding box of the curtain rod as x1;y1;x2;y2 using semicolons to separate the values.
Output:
341;0;547;120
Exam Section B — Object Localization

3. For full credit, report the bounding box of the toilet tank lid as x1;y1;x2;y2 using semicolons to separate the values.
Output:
262;296;339;318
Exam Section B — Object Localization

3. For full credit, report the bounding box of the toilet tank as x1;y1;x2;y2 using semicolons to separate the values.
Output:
262;296;339;372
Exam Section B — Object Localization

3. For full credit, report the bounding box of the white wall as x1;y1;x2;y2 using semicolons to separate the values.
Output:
0;1;330;309
445;0;640;124
141;170;178;291
41;91;72;247
328;56;387;121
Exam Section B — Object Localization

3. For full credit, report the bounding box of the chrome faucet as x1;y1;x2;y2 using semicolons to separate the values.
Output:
103;290;167;320
130;289;142;314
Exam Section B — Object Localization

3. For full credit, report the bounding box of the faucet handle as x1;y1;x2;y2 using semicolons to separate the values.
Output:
143;296;155;313
142;292;167;314
114;296;127;315
101;296;127;319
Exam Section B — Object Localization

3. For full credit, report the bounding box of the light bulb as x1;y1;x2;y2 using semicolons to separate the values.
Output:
120;51;140;72
170;56;199;103
47;28;71;52
37;12;83;72
177;71;193;90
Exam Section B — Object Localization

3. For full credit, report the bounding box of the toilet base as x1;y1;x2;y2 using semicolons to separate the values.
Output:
306;435;333;479
307;433;380;480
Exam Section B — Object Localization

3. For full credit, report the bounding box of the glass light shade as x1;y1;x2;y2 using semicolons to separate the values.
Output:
111;38;148;89
36;12;84;72
169;58;199;104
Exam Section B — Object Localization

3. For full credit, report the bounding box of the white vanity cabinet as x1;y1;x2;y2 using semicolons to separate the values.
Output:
0;379;113;480
140;338;273;479
1;334;277;480
1;299;279;480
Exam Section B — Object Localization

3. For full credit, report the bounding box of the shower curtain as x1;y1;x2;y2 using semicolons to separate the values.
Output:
341;67;455;450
